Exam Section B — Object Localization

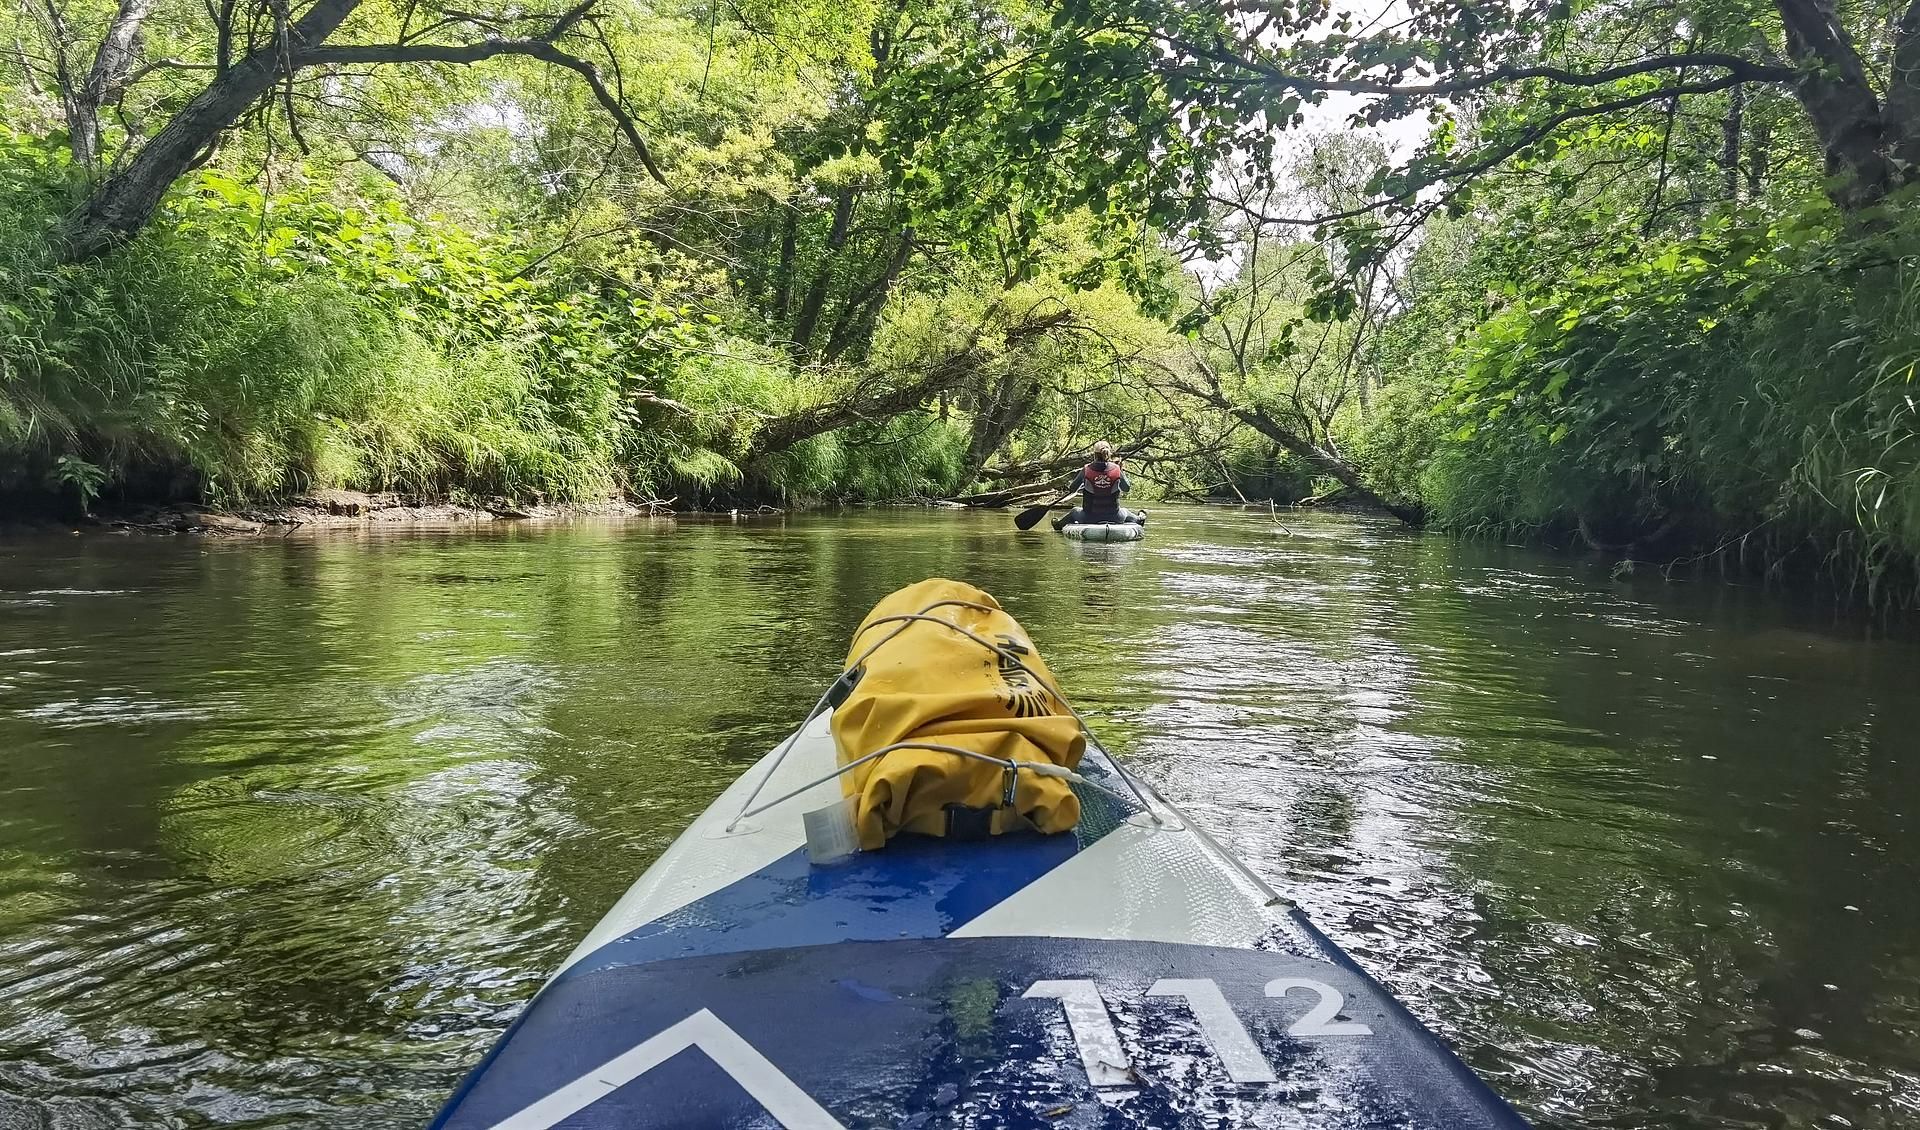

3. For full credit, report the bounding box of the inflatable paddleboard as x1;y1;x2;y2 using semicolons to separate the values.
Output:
430;723;1529;1128
1059;522;1145;541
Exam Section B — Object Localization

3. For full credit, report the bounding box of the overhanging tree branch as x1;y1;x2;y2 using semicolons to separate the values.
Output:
294;38;666;182
1162;45;1797;95
1219;75;1754;229
120;57;221;87
54;0;671;259
55;0;364;259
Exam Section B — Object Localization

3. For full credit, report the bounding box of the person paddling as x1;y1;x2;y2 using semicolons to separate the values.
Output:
1052;441;1146;530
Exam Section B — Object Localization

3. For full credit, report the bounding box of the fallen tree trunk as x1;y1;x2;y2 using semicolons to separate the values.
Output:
744;307;1073;464
1234;404;1423;525
977;438;1157;484
978;451;1087;484
1165;360;1423;527
975;425;1217;487
943;480;1057;508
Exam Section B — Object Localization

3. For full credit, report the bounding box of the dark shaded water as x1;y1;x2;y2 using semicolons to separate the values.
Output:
2;509;1917;1129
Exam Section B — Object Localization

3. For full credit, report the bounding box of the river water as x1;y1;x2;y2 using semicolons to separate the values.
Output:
1;508;1916;1129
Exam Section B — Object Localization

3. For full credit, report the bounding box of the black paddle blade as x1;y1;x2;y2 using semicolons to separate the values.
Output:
1012;503;1052;530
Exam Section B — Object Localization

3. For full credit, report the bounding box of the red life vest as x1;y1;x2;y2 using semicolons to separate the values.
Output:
1082;460;1123;497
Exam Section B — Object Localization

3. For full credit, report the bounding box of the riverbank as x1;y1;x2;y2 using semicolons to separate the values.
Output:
0;490;682;538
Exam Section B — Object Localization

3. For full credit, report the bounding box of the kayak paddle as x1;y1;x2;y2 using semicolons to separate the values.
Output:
1014;488;1075;530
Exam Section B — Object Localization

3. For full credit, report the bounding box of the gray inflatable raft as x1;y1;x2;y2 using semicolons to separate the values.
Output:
1060;522;1145;541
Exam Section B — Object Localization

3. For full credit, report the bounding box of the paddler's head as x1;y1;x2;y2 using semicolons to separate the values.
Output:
1091;440;1113;466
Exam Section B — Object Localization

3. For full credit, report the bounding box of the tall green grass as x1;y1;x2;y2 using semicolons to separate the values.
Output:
0;132;641;506
763;414;975;503
1377;199;1920;601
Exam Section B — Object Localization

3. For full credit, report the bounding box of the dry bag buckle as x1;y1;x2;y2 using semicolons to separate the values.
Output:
943;804;994;840
942;763;1020;841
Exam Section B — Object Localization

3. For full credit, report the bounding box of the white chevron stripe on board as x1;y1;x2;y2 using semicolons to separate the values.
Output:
949;820;1287;947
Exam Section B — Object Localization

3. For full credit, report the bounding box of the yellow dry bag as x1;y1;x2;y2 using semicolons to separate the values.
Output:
830;578;1084;850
